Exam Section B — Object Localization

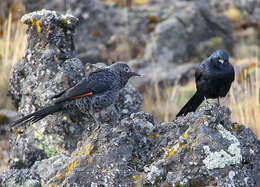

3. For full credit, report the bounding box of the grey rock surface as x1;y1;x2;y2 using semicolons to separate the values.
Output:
8;10;142;170
1;103;260;186
143;2;233;64
131;60;198;90
232;0;260;23
22;0;234;62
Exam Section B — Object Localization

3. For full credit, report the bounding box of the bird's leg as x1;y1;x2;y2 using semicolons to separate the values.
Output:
90;110;101;132
204;97;209;104
217;97;220;106
91;111;100;125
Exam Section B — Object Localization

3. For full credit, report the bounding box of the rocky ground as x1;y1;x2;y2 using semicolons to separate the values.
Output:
0;0;259;186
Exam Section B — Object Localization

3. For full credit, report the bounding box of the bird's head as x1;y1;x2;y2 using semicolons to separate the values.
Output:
210;49;230;66
110;62;140;88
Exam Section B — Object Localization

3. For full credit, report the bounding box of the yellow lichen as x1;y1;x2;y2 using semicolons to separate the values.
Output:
183;129;189;138
54;54;59;61
167;147;175;158
72;152;80;159
62;18;68;24
30;18;41;32
56;172;61;178
179;143;185;149
65;160;79;176
92;31;99;37
13;129;23;135
36;21;41;32
30;18;36;25
234;123;239;127
84;143;94;156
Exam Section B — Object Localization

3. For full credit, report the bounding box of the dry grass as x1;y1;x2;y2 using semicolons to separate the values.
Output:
143;81;195;122
0;12;27;109
228;58;260;136
143;58;260;137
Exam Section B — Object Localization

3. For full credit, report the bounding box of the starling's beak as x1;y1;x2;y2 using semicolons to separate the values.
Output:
131;72;141;77
219;59;224;64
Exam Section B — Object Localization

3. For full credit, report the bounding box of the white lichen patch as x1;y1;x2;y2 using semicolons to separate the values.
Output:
21;9;57;23
202;124;242;169
21;9;77;25
144;165;163;184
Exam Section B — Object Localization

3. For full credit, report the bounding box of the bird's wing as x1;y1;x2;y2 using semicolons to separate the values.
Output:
195;64;204;83
54;68;117;104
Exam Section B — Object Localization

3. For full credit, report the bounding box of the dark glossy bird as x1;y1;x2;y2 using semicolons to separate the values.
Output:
176;50;235;117
11;62;140;128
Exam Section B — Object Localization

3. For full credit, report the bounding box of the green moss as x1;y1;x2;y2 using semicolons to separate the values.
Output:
34;131;44;141
44;147;58;157
38;144;44;150
6;178;16;185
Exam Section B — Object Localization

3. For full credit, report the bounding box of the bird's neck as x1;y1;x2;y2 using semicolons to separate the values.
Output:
117;73;128;89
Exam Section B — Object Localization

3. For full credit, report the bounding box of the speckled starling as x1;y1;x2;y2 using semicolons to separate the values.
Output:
12;62;140;127
176;50;235;117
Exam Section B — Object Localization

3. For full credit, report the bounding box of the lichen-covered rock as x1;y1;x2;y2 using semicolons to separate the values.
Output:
130;103;260;186
0;155;69;186
8;9;82;169
8;10;143;170
2;102;259;186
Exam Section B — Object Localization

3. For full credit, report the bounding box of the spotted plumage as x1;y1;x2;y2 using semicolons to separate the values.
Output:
11;62;140;127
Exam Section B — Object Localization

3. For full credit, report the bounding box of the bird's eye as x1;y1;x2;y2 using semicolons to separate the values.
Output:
124;67;130;72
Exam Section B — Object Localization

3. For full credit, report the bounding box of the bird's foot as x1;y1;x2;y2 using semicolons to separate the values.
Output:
92;114;100;125
204;97;209;105
91;113;101;131
217;97;220;106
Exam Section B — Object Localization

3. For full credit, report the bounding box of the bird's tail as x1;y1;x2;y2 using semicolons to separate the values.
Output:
11;104;63;128
176;91;204;117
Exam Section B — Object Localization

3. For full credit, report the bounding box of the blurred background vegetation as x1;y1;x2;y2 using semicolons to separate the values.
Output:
0;0;259;171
